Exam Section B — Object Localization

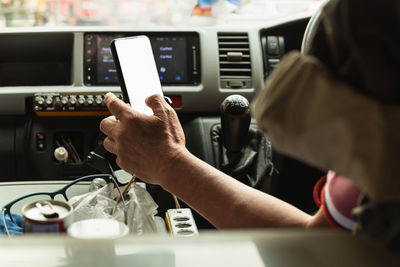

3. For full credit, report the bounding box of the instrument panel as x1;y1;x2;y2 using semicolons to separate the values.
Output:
0;13;311;115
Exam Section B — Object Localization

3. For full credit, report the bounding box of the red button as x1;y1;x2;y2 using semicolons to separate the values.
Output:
168;95;182;108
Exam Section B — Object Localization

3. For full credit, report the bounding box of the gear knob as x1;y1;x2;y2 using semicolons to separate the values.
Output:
220;95;251;153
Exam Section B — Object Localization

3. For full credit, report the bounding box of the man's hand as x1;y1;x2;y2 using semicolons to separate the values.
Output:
99;92;186;185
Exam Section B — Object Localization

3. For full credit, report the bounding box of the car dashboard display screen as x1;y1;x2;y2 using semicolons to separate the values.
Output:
84;32;200;86
0;33;73;86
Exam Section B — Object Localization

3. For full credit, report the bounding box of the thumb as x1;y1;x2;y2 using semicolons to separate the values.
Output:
104;92;132;121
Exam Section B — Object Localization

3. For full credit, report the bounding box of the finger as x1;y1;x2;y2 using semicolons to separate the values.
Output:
102;137;117;155
99;115;118;137
115;157;125;171
105;92;132;121
145;94;169;116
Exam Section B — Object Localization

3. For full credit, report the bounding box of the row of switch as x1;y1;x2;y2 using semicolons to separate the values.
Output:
33;94;123;112
33;93;182;113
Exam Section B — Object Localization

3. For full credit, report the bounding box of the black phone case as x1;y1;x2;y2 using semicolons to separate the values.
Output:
110;39;131;104
110;36;165;106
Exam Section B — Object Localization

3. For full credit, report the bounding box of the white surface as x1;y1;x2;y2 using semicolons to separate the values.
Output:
0;230;398;267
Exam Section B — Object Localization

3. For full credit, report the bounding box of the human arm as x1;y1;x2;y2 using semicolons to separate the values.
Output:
99;92;329;229
158;148;327;229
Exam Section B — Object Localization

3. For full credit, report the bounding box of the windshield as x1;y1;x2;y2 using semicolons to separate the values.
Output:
0;0;323;28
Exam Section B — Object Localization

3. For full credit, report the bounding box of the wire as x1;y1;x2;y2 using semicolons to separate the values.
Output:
60;136;75;163
66;137;82;163
172;194;180;209
116;174;136;205
108;174;127;224
60;136;81;164
114;173;181;209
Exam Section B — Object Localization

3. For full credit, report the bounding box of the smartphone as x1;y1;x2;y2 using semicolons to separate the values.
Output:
110;35;163;115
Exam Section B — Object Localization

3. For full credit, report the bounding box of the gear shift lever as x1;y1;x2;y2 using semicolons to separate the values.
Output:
220;95;251;153
212;95;274;189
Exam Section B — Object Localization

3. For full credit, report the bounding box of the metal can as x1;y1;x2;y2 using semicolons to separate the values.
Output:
22;200;73;233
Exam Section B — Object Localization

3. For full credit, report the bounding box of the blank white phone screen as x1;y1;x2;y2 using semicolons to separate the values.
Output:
115;36;163;115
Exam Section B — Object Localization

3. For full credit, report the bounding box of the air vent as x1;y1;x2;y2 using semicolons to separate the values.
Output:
218;33;252;89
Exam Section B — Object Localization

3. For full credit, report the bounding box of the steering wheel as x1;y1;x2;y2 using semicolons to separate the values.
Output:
300;2;326;55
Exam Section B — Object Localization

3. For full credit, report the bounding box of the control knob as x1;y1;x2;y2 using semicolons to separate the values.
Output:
61;96;69;105
54;146;68;163
45;96;53;106
87;95;94;105
35;96;45;105
70;95;77;105
78;95;86;105
95;95;103;105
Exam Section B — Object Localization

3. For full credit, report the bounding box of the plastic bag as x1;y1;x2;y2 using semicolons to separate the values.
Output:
68;179;158;234
126;183;158;235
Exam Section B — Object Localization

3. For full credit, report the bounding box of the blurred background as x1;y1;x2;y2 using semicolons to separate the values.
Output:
0;0;324;28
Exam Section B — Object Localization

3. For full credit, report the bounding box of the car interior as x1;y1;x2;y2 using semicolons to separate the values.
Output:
0;1;398;266
0;15;325;226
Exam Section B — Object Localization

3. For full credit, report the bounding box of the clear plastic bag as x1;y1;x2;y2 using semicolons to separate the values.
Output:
68;179;158;235
126;183;158;235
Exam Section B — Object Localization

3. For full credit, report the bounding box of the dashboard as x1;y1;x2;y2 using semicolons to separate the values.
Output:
0;14;324;221
0;14;309;115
